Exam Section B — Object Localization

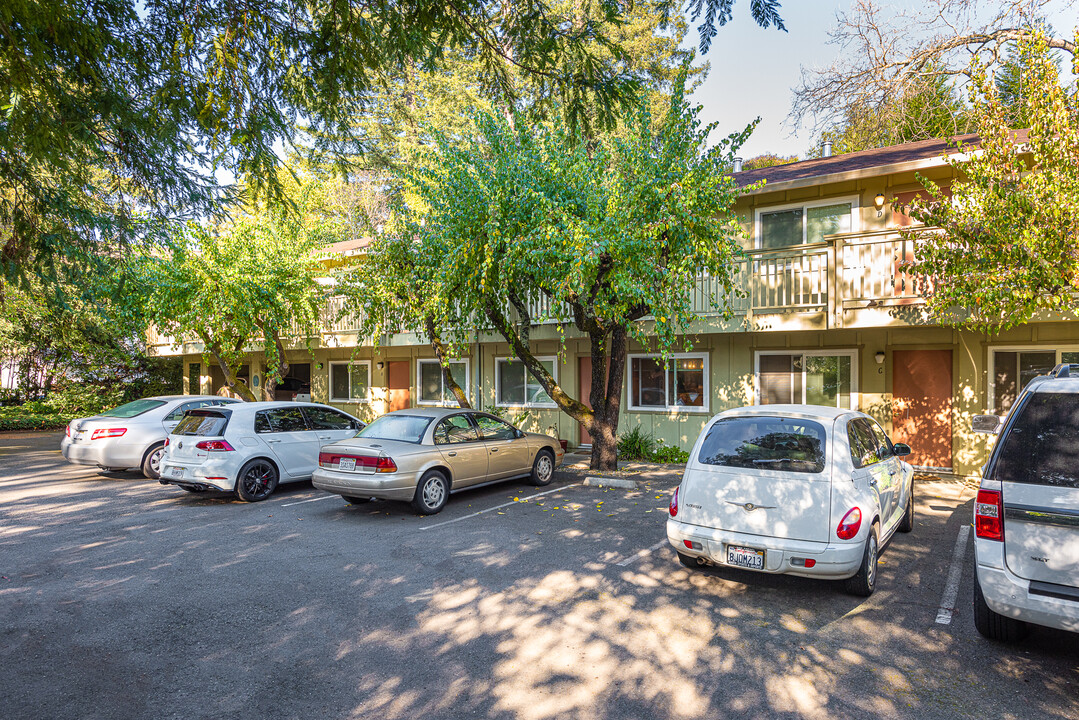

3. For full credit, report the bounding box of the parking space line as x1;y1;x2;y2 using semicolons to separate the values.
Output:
281;495;339;507
419;482;584;531
616;539;668;567
934;524;971;625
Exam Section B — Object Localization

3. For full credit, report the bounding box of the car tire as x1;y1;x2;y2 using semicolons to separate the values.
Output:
343;496;372;505
528;449;555;487
973;576;1030;642
141;443;166;479
677;551;705;569
235;459;279;502
411;470;450;515
897;486;915;533
844;522;879;597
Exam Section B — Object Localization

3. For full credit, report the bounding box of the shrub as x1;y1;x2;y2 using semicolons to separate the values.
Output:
44;384;124;416
617;426;654;461
653;439;690;464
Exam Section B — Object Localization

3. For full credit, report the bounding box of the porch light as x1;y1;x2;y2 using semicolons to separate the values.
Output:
376;361;384;370
874;193;887;217
875;351;886;364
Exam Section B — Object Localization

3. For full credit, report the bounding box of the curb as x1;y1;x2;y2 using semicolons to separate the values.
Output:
583;476;638;489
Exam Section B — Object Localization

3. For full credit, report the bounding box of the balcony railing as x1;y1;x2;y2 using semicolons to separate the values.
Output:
148;229;927;351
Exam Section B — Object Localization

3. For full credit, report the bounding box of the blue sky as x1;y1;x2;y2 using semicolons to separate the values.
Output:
687;1;1079;161
687;1;841;160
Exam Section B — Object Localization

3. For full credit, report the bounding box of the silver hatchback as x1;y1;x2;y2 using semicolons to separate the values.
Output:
61;395;240;478
312;408;565;515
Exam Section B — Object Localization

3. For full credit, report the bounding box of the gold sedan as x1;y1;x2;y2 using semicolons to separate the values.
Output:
312;408;565;515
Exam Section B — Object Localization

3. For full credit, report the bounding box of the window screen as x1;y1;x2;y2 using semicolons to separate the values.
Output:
760;209;802;249
992;392;1079;488
698;416;826;473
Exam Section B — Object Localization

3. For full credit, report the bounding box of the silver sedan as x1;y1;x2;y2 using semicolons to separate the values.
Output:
312;408;565;515
61;395;241;478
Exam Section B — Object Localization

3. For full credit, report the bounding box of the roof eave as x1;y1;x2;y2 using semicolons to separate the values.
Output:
737;152;974;197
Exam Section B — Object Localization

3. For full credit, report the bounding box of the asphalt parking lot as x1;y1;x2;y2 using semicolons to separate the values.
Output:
1;431;1077;720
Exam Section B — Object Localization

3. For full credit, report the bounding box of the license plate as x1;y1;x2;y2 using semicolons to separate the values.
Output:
727;545;765;570
169;466;183;479
338;458;356;471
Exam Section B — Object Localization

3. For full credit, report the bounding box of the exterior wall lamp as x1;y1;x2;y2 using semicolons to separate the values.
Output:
875;351;886;364
376;361;384;370
874;193;887;217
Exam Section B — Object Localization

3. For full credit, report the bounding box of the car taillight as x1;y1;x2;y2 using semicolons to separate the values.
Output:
318;453;397;472
975;489;1004;541
836;507;862;540
195;440;235;452
66;425;72;438
669;486;679;517
91;428;126;440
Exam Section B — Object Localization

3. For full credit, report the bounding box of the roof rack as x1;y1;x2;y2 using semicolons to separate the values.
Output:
1048;363;1079;378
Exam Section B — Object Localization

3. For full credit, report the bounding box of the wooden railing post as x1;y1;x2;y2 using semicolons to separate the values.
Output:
829;236;841;329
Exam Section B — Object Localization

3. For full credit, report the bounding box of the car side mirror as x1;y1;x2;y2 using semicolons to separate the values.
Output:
892;443;911;457
971;415;1001;434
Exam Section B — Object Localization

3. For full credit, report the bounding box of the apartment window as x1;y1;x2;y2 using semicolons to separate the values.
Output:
991;348;1079;413
497;358;556;407
757;351;856;409
417;359;469;406
188;363;200;394
628;354;708;412
329;361;370;402
757;199;855;249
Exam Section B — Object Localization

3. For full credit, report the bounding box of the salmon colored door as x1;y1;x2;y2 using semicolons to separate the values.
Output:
578;355;611;446
387;361;411;412
892;349;953;470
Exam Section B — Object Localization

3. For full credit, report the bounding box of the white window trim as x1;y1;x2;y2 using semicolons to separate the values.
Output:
495;356;558;409
753;195;861;250
754;349;860;410
328;361;371;403
416;358;471;407
626;353;710;414
987;345;1079;413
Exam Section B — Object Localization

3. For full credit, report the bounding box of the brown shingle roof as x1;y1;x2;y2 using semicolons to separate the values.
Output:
734;130;1029;188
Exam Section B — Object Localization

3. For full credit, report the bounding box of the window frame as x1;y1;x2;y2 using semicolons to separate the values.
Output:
494;356;558;409
988;346;1079;414
416;358;471;407
753;195;860;250
626;352;710;414
754;349;860;409
328;360;372;404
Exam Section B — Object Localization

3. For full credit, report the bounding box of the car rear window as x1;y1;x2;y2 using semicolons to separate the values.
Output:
173;411;229;437
100;399;167;418
698;416;827;474
356;414;433;444
992;392;1079;488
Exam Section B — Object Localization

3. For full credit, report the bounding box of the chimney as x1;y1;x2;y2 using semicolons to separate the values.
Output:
822;140;833;158
733;157;743;172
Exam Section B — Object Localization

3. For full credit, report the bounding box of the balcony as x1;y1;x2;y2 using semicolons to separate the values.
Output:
148;229;928;354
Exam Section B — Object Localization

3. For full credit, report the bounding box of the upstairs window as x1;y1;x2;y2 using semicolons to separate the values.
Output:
757;199;855;249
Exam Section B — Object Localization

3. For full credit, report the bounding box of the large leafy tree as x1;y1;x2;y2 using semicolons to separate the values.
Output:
359;76;756;469
137;205;328;401
903;30;1079;332
1;0;782;289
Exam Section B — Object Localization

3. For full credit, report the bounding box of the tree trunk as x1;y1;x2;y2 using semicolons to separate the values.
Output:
424;314;471;409
587;325;628;472
205;342;258;402
258;326;290;402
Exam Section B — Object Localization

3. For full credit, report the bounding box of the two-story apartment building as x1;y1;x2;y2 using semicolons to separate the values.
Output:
151;133;1077;479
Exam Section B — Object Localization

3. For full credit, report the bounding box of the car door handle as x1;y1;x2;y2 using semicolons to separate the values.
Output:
869;479;878;487
447;451;457;457
319;435;332;440
490;448;498;453
267;439;282;444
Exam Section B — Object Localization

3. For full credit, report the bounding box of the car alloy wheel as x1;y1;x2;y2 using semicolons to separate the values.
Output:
141;443;166;479
236;459;278;502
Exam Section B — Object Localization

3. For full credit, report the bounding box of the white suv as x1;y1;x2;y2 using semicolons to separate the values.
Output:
972;364;1079;641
